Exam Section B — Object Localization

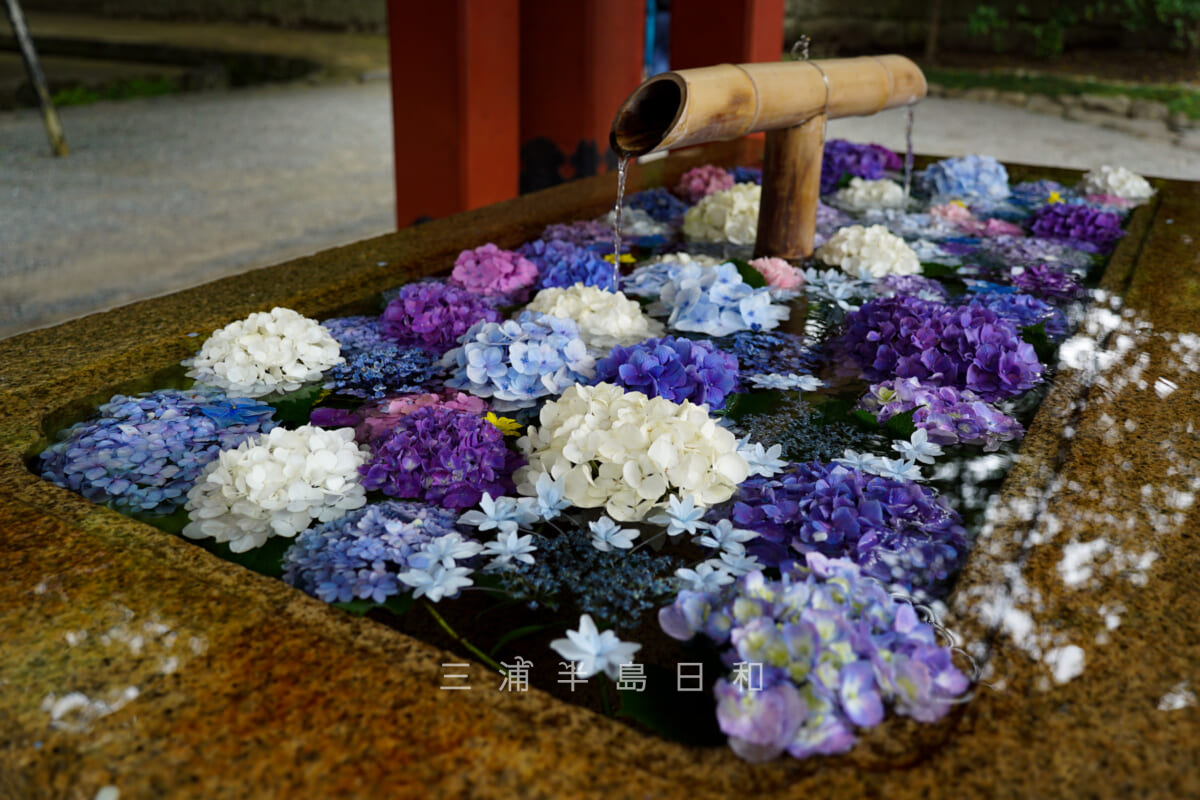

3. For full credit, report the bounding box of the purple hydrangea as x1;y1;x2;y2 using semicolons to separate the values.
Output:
323;344;444;399
964;292;1068;340
360;406;522;510
542;220;627;253
1029;204;1124;252
873;274;950;300
719;461;967;600
921;155;1010;201
981;235;1095;271
626;187;691;224
380;281;502;352
593;336;740;410
859;377;1024;451
821;139;895;194
674;164;735;204
518;239;616;291
39;389;276;515
1010;263;1086;304
659;552;970;762
839;295;1044;401
321;315;391;355
730;166;763;185
282;500;468;604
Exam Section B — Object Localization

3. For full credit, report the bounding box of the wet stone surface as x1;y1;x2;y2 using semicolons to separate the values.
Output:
0;141;1197;798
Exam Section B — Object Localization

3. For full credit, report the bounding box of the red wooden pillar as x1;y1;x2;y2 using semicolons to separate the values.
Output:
668;0;785;69
518;0;645;193
387;0;520;227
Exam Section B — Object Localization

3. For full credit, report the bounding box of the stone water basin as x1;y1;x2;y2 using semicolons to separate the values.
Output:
0;139;1197;798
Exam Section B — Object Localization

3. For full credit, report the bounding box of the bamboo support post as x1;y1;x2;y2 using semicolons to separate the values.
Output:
4;0;69;157
610;55;926;259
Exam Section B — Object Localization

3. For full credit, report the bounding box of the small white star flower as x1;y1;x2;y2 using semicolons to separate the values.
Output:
588;515;638;552
397;564;474;602
736;439;789;477
717;550;763;576
892;428;944;464
550;613;641;680
648;493;707;536
411;533;484;570
481;529;538;570
834;449;887;473
695;519;759;554
675;562;736;592
874;457;924;482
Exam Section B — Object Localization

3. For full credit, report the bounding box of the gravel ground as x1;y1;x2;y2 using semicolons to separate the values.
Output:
2;85;1197;340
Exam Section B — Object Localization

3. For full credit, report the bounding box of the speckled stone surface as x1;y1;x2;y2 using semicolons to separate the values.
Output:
1;141;1197;799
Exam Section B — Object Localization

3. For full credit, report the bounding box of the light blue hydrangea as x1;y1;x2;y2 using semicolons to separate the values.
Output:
659;262;789;337
442;311;595;410
921;154;1010;201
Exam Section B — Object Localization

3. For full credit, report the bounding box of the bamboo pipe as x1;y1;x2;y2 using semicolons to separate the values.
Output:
610;56;926;258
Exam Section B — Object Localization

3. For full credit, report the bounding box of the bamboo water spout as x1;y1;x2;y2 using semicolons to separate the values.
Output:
610;56;926;259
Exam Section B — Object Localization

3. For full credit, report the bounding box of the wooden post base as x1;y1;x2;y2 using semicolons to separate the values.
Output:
754;114;825;260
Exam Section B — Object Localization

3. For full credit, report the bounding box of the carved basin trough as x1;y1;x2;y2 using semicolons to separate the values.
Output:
0;139;1197;798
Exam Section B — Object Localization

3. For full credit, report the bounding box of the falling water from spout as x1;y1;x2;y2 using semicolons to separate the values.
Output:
903;102;916;202
611;154;631;291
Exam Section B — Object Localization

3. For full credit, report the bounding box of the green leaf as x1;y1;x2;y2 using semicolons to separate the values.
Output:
882;408;919;439
128;507;191;535
723;389;783;421
835;171;854;189
616;664;725;746
1020;321;1056;364
264;383;326;426
332;593;413;618
730;258;768;289
332;598;379;616
920;262;959;279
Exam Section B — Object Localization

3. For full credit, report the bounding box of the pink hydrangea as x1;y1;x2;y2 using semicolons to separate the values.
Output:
450;243;538;296
930;202;973;223
674;165;735;204
749;257;804;290
931;204;1024;237
1084;193;1136;210
355;391;489;443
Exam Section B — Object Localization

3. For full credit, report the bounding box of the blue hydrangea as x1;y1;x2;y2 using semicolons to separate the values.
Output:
1009;179;1077;209
718;460;967;601
659;552;971;762
442;311;595;410
660;262;789;336
922;155;1010;201
39;388;276;515
964;292;1069;340
730;166;763;185
518;239;616;291
282;501;466;604
859;377;1024;451
626;187;691;225
321;315;391;355
324;344;444;399
593;336;740;410
714;330;820;377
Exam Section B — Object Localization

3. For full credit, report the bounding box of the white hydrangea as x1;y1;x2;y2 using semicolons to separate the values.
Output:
603;207;671;237
525;285;664;351
182;425;369;552
186;307;342;398
815;224;921;279
834;177;906;212
640;251;724;269
515;383;750;522
682;182;761;245
1078;165;1154;202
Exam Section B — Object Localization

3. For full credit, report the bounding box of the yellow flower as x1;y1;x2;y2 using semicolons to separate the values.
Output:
1048;191;1063;204
485;412;523;436
950;199;967;208
602;253;636;265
